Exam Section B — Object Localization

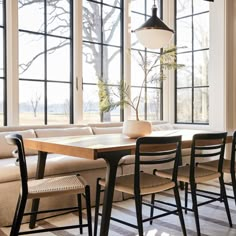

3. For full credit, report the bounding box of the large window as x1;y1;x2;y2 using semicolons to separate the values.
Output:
0;1;5;126
175;0;209;124
82;0;123;122
18;0;73;125
130;0;162;121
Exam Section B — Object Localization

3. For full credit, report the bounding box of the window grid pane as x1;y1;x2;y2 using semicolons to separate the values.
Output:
18;0;73;125
175;0;209;124
82;0;123;122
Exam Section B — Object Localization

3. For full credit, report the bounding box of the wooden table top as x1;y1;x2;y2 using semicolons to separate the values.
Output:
24;129;232;160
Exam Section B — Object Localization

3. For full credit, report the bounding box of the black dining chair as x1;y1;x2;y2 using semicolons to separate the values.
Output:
199;130;236;205
5;133;92;236
155;132;232;236
94;135;186;236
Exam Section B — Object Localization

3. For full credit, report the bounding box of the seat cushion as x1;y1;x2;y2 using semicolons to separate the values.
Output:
198;159;231;173
92;127;123;134
0;154;106;183
99;172;175;195
156;165;221;184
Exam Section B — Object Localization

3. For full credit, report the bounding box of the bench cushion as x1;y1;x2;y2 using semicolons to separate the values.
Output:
92;126;123;134
0;129;37;159
35;127;93;138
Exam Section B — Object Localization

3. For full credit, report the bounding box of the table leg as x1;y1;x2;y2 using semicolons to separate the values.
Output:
29;151;47;229
99;150;130;236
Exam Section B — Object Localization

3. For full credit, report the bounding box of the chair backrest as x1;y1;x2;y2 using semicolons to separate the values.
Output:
190;132;227;181
5;133;28;195
230;131;236;172
134;136;182;193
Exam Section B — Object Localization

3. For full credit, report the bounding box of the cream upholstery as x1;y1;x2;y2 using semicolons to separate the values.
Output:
99;172;175;195
35;127;93;138
157;165;221;183
92;126;123;134
0;129;37;158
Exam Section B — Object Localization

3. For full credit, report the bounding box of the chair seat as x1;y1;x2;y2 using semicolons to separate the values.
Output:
156;165;221;184
27;175;87;198
198;159;231;173
99;172;175;195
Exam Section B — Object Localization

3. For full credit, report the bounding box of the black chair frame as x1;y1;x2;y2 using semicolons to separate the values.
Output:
94;136;186;236
6;133;92;236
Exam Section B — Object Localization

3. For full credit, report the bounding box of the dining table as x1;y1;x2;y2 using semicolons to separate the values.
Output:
23;128;232;236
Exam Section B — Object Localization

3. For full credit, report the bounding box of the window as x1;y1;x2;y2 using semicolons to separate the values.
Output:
18;0;73;125
0;0;5;126
82;0;123;122
130;0;162;121
175;0;209;124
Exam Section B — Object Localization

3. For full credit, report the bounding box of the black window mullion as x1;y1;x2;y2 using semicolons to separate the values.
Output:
120;0;124;121
3;0;6;125
44;0;47;125
191;0;194;123
70;0;74;124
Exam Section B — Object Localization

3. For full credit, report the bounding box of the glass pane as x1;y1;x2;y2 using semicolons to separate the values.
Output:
47;37;70;82
131;13;146;50
194;88;209;123
147;88;161;121
0;29;3;77
83;1;101;43
194;50;209;86
83;43;101;83
103;6;121;46
146;52;161;87
176;52;192;88
19;32;44;80
83;84;100;122
131;50;145;86
177;88;192;123
103;0;120;7
176;0;192;18
131;0;145;13
47;82;70;124
0;79;3;126
0;1;3;26
176;17;192;52
193;0;209;14
130;86;145;120
47;0;70;37
18;0;44;32
193;13;209;50
103;46;120;85
19;81;44;125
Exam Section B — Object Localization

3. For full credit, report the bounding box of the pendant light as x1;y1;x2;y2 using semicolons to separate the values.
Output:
134;0;174;49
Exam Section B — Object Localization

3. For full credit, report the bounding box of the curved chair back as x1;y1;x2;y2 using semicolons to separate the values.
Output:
5;133;28;195
134;135;182;194
190;132;227;181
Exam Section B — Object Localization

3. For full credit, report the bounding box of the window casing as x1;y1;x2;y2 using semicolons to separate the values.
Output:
18;0;73;125
175;0;209;124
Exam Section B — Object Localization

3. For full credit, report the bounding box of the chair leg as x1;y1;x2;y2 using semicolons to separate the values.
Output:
94;179;101;236
174;186;187;236
150;193;155;225
219;176;232;227
184;182;188;214
10;195;27;236
135;194;143;236
190;183;201;236
230;171;236;206
85;185;92;236
77;194;83;234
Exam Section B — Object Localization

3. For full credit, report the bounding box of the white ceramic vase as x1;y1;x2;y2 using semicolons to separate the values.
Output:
122;120;152;138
